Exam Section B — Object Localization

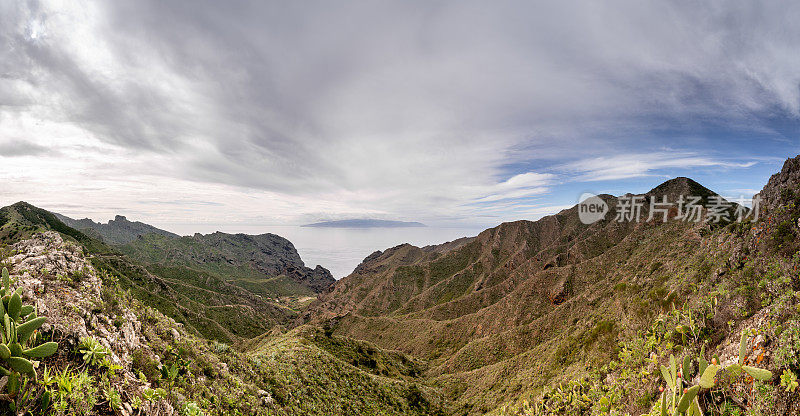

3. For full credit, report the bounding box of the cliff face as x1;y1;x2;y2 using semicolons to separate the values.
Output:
757;155;800;212
54;213;179;245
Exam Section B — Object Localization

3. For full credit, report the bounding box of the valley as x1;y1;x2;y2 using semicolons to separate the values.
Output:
1;157;800;415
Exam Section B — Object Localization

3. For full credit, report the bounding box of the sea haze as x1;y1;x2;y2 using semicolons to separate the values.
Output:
264;226;486;279
302;219;426;228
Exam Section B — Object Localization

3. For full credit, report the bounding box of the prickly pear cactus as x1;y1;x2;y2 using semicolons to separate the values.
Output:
657;331;773;415
0;267;58;395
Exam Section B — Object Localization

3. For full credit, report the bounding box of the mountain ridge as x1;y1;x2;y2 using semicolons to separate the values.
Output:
300;171;789;414
54;212;179;244
120;232;335;296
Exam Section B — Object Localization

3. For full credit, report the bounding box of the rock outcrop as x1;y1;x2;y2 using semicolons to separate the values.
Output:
6;232;185;414
757;155;800;213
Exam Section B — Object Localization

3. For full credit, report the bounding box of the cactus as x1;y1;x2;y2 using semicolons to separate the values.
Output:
698;363;719;389
676;385;699;413
738;331;747;366
657;330;773;415
0;267;58;397
742;365;772;381
681;355;693;380
697;345;708;376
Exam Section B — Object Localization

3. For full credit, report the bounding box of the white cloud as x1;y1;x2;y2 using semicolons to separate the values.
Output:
561;152;759;182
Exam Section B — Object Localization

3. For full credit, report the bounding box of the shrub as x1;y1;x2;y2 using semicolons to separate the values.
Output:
183;401;206;416
775;319;800;369
781;369;798;392
212;341;230;353
131;348;160;383
45;367;97;415
160;345;192;394
77;337;110;367
103;387;122;412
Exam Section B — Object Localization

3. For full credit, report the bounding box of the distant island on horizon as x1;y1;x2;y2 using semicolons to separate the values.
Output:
302;219;427;228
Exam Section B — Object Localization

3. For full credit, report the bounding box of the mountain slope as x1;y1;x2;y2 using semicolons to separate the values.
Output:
0;201;109;253
120;232;335;297
55;213;179;244
303;172;799;415
4;158;800;415
0;230;446;416
0;203;329;345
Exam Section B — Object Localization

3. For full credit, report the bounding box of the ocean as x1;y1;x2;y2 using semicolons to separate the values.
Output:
266;226;486;278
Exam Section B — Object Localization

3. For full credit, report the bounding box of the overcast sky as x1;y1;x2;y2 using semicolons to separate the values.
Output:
1;0;799;231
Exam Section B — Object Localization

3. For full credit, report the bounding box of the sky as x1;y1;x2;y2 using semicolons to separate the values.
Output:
1;0;800;233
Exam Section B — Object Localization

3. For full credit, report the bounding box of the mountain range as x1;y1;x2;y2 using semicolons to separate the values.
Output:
1;157;799;415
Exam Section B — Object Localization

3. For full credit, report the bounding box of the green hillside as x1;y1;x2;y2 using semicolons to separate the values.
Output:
0;229;445;415
0;203;317;345
120;232;334;299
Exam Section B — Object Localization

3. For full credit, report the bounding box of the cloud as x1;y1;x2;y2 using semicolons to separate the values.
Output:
472;172;554;203
561;152;759;182
0;0;798;226
0;140;53;157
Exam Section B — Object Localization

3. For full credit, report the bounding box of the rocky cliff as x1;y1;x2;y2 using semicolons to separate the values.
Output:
54;213;179;245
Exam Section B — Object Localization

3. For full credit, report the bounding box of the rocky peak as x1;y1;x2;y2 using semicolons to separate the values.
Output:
54;212;179;245
647;177;716;201
756;154;800;212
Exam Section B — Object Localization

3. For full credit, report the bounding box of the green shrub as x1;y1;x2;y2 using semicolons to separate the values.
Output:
77;337;109;367
159;345;192;394
103;387;122;412
44;367;97;416
780;369;798;392
131;348;160;383
775;319;800;369
182;401;206;416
